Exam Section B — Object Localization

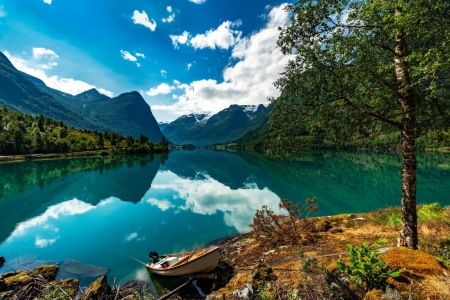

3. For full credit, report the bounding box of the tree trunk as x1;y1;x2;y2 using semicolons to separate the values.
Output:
395;7;418;249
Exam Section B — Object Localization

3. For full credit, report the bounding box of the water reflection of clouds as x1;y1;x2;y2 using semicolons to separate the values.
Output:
148;172;280;233
9;199;95;240
6;198;116;248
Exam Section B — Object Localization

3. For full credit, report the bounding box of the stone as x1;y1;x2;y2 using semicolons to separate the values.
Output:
81;275;112;300
33;265;59;281
0;257;5;269
4;271;34;292
0;277;5;292
232;283;253;300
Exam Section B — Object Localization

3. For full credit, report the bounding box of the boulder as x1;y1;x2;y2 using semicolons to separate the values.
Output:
0;257;5;269
81;275;112;300
232;283;253;300
33;265;59;281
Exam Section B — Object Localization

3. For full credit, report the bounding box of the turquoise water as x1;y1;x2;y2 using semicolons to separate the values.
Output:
0;150;449;286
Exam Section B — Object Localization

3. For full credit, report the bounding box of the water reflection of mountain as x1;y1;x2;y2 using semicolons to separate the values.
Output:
0;155;161;244
162;149;450;216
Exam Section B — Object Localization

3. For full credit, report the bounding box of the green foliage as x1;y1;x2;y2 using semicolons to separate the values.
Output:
372;203;448;226
336;238;400;289
0;105;168;155
36;288;73;300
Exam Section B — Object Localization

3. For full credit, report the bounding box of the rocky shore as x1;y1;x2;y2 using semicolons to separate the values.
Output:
1;205;450;299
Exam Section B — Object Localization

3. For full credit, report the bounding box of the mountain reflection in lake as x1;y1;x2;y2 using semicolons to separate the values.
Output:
0;150;449;285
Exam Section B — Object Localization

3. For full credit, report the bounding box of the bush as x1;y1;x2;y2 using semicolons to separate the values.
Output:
249;198;318;245
336;238;400;290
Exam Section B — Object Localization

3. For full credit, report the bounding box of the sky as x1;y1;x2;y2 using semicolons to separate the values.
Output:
0;0;293;122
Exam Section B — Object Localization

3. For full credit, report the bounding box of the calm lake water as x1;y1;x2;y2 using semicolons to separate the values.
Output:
0;149;449;287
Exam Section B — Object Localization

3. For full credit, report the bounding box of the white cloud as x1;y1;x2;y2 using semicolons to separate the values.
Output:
173;79;181;86
167;6;172;13
135;52;146;58
161;70;167;77
5;51;114;97
162;13;175;23
43;0;52;4
189;20;242;50
32;47;59;59
147;198;174;211
124;232;138;242
120;50;137;62
132;10;157;31
169;31;190;48
189;0;207;4
186;63;192;70
0;5;6;18
146;83;174;96
151;4;292;116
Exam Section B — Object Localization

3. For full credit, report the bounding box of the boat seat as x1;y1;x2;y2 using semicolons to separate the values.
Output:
169;255;190;268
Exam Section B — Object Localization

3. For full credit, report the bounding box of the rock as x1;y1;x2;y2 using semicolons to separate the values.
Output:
81;275;112;300
0;257;5;269
33;265;59;281
4;271;34;292
0;276;5;292
232;283;253;300
251;261;275;282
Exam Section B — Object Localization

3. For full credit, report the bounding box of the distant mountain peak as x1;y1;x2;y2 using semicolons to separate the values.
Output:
75;88;109;102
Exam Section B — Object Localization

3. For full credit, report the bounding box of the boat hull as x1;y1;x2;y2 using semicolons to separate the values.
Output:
146;246;220;276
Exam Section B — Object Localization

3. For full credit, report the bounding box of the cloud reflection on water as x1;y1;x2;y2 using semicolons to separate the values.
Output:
147;171;281;233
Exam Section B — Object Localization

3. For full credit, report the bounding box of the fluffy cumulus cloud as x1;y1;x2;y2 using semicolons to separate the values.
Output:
190;20;242;50
152;4;292;116
43;0;52;4
161;70;167;77
146;83;174;96
162;6;175;23
4;51;114;97
135;52;146;58
169;31;190;48
189;0;207;4
169;20;242;50
132;10;157;31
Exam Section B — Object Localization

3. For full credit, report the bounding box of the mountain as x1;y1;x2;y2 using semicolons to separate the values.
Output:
10;55;164;142
0;52;102;130
159;104;269;146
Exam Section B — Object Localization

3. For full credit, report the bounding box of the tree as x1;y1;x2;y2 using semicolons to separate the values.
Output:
97;132;104;148
126;136;135;147
138;134;149;144
270;0;450;249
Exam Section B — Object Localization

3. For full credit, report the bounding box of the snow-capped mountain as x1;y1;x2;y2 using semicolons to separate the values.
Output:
159;104;269;146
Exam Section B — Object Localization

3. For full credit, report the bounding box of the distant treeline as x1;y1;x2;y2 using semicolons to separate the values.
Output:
0;105;169;155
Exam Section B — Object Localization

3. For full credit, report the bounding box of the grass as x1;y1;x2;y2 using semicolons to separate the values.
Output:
370;203;449;226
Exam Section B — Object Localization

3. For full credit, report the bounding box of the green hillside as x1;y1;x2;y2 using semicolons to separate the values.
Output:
0;105;168;155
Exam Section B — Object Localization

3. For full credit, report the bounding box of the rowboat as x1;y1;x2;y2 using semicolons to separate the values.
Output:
145;246;220;276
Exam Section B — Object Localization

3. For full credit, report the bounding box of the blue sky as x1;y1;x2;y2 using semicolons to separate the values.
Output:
0;0;293;122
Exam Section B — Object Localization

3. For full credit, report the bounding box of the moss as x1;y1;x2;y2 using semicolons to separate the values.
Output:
4;271;34;288
383;247;447;275
81;275;111;300
33;265;59;281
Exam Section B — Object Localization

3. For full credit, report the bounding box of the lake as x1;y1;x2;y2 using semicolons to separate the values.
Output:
0;149;449;288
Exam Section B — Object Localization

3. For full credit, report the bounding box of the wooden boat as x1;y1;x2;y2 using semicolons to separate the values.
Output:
145;246;220;276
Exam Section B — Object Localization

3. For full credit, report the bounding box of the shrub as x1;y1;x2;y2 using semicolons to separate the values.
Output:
336;238;400;290
249;198;318;246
